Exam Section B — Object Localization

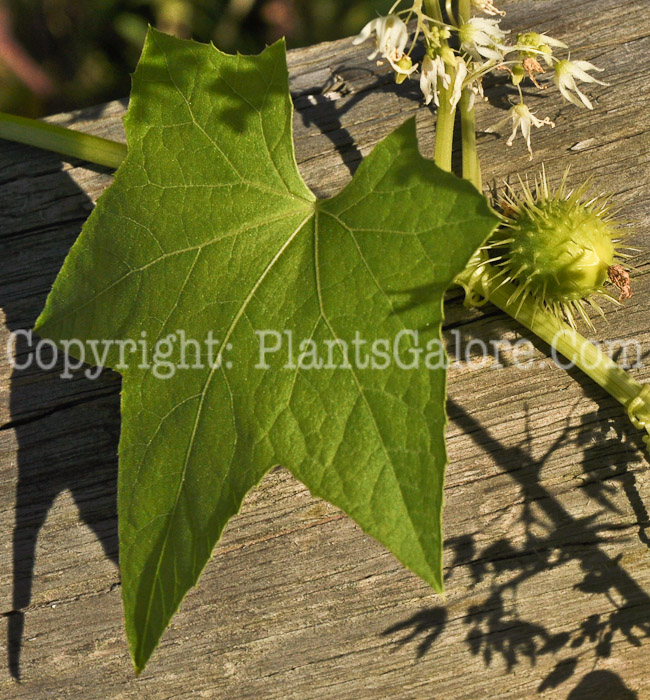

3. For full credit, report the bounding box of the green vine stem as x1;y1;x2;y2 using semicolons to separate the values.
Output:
0;112;126;170
455;262;650;449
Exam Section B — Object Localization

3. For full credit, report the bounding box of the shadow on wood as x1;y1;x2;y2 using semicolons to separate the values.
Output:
293;57;425;190
567;670;638;699
382;392;650;696
0;150;122;679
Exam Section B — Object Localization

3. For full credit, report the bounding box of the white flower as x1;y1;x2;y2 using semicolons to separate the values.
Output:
420;54;467;111
467;74;486;110
420;54;450;106
464;61;488;110
529;33;567;49
390;53;419;79
353;14;416;76
471;0;506;16
459;17;510;61
554;59;607;109
449;58;468;110
486;103;555;159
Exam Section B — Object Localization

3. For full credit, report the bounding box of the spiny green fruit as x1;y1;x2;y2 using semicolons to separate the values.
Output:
488;170;630;329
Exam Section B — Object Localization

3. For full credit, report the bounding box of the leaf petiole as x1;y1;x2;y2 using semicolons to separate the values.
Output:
0;111;126;169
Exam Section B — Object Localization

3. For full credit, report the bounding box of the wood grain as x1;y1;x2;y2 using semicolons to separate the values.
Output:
1;0;650;697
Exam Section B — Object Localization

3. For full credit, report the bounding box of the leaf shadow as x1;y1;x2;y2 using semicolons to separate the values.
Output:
207;60;290;135
298;48;650;694
292;47;560;188
566;669;639;699
0;143;122;680
292;45;429;187
382;357;650;695
381;607;447;659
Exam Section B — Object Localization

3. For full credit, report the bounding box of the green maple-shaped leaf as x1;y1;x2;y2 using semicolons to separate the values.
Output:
35;29;497;671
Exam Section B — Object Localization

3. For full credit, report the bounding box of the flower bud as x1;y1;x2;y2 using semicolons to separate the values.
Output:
511;64;525;85
394;55;413;84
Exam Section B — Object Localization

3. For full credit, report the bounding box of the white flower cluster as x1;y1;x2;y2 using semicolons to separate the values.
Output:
353;15;418;78
353;0;607;158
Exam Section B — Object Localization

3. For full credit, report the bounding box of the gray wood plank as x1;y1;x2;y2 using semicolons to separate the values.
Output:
1;0;650;696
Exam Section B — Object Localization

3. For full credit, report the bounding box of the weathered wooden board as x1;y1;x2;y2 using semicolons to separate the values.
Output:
1;0;650;697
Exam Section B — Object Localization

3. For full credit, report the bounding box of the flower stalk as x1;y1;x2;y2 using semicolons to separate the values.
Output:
458;0;481;189
433;81;457;171
423;0;456;170
459;90;481;188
